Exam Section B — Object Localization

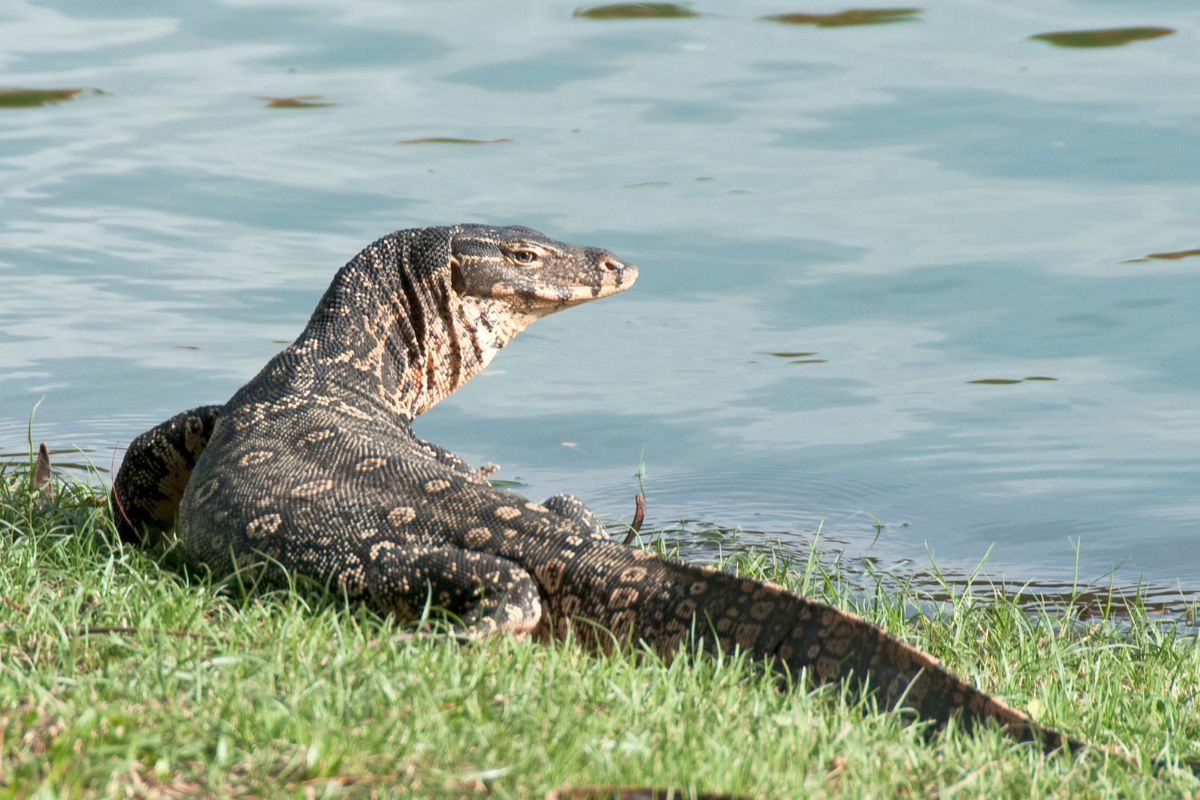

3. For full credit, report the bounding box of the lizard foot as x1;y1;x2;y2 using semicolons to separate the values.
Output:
542;493;607;539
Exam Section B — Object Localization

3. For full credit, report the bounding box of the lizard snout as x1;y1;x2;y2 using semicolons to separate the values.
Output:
596;253;638;291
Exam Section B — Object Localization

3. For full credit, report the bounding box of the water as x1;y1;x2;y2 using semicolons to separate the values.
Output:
2;0;1199;601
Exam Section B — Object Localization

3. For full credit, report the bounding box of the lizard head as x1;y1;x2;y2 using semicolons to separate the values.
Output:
448;224;638;318
334;224;638;416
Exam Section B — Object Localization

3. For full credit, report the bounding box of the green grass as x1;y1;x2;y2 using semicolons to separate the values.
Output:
2;462;1200;798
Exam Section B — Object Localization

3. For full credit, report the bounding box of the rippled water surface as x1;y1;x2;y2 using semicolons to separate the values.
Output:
3;0;1199;597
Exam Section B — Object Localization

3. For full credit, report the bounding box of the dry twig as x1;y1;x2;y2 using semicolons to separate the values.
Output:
622;494;646;545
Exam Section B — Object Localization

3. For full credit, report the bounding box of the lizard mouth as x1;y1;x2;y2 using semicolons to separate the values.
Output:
471;258;638;308
531;258;639;304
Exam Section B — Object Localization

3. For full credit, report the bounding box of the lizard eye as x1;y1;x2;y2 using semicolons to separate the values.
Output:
512;249;538;265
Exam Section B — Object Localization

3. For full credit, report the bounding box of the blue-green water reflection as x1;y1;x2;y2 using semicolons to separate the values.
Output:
2;0;1198;598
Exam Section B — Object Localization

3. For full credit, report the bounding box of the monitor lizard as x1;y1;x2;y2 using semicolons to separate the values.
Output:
112;223;1093;759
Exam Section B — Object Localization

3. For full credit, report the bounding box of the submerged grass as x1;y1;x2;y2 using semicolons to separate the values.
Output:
2;461;1199;798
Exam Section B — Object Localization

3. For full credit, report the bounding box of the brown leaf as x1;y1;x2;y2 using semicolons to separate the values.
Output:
1030;27;1174;48
573;4;699;19
258;95;337;108
0;88;83;108
33;442;55;503
396;137;511;145
763;8;922;27
1146;248;1200;261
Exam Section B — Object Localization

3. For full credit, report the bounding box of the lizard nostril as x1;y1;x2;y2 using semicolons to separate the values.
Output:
602;258;622;272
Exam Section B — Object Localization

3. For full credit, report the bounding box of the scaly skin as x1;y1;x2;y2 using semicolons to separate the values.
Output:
115;223;1097;758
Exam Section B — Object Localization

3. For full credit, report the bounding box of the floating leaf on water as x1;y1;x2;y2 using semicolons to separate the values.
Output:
764;351;816;358
1024;376;1058;381
762;8;922;27
0;88;84;108
1123;247;1200;264
789;358;828;364
1029;27;1174;48
1146;248;1200;261
271;339;290;344
174;344;201;350
967;378;1022;385
396;137;511;145
258;96;338;108
574;3;699;19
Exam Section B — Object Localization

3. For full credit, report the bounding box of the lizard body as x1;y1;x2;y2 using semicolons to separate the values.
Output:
114;224;1086;756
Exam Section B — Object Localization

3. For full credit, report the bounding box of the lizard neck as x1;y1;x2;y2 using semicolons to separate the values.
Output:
293;235;535;422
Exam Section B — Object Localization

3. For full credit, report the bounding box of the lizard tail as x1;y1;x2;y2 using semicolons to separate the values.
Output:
111;405;222;546
539;541;1083;754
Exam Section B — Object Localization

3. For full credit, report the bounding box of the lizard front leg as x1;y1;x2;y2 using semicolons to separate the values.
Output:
364;543;543;636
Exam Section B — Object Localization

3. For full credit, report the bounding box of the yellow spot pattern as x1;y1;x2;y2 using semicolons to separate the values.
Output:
239;450;275;466
291;478;333;498
246;513;282;539
387;506;417;526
